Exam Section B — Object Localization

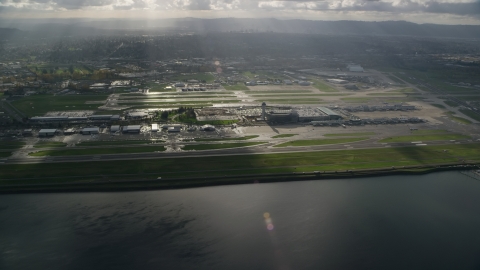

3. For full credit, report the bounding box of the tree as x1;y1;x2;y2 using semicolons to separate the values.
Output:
161;111;169;120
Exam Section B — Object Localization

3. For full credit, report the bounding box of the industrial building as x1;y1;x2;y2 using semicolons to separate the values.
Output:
123;125;141;133
347;64;364;72
38;129;57;137
110;125;121;133
200;124;215;131
162;124;184;130
81;127;100;135
167;126;181;133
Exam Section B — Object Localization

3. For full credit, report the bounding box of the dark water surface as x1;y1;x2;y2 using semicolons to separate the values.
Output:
1;171;480;270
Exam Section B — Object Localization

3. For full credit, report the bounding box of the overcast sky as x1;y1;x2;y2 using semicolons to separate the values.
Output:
0;0;479;24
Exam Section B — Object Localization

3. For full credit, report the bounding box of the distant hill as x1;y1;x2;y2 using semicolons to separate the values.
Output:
2;18;480;39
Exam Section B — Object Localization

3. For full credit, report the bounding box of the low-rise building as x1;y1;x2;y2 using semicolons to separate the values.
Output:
38;129;57;137
81;127;100;135
123;125;141;133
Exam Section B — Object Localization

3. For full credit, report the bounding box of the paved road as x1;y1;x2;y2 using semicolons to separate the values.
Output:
1;139;476;165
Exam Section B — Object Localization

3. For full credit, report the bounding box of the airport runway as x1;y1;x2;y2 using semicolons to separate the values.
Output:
1;139;476;165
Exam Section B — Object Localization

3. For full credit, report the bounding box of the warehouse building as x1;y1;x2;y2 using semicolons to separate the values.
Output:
38;129;57;137
123;125;141;133
110;125;121;133
168;126;181;133
81;127;100;135
200;124;215;131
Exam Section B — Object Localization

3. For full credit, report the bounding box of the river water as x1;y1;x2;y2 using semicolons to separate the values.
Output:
1;171;480;270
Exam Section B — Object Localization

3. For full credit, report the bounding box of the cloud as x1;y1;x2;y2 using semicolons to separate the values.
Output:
0;0;479;19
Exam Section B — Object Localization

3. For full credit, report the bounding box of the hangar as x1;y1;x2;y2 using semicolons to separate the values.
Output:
38;129;57;137
123;125;141;133
81;127;100;135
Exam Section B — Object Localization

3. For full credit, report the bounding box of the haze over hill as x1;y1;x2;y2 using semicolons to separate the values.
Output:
2;18;480;39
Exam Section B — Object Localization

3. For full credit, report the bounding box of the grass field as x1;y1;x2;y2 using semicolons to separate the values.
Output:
312;80;338;92
444;100;460;107
324;132;375;137
223;84;250;90
367;93;407;96
411;129;449;134
0;151;12;158
29;145;166;156
195;135;258;142
34;142;67;148
77;140;163;147
250;90;313;94
431;103;447;109
445;112;472;125
272;134;297;138
12;94;108;116
459;109;480;122
119;100;240;106
183;142;265;151
170;73;215;83
0;141;26;150
390;88;417;93
379;134;470;143
274;137;367;147
341;97;373;103
4;143;480;185
255;99;322;104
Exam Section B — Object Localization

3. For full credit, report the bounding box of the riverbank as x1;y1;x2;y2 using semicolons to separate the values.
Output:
1;162;478;194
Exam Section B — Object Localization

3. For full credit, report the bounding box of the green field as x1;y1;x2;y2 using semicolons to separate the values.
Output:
255;99;322;104
312;80;338;92
411;129;449;134
274;137;367;147
0;151;12;158
444;100;460;107
195;135;258;142
380;134;470;143
119;100;240;106
272;134;297;138
170;73;215;83
431;103;447;109
367;93;407;96
391;88;416;94
0;141;26;150
324;132;375;137
4;143;480;185
445;112;472;125
34;142;67;148
223;84;250;90
250;90;313;94
341;97;373;103
459;109;480;122
29;145;166;156
183;142;265;151
77;140;163;147
12;94;108;116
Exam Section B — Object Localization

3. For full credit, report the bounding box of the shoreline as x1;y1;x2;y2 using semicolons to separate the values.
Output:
1;163;478;194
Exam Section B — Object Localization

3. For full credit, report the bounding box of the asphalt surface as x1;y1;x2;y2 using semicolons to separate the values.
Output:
1;138;476;165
